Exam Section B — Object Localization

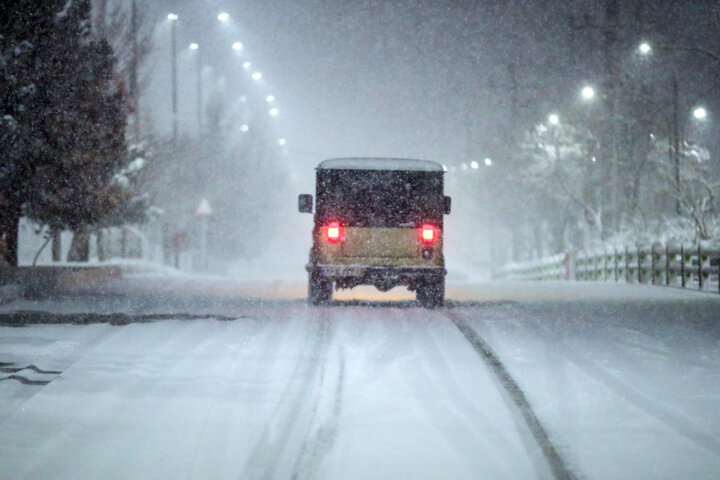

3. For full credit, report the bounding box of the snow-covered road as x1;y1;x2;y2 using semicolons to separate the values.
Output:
1;280;719;479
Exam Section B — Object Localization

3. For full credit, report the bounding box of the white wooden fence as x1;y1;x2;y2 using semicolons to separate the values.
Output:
495;243;720;293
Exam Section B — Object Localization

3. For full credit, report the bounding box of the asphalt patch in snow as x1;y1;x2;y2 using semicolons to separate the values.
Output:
0;311;246;326
0;362;62;386
1;364;62;375
0;374;52;386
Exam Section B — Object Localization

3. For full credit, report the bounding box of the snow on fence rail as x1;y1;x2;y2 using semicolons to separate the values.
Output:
495;243;720;293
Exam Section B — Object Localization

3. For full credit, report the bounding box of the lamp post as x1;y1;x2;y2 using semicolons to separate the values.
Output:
196;198;213;271
637;41;715;214
189;43;202;134
129;0;139;138
168;13;178;143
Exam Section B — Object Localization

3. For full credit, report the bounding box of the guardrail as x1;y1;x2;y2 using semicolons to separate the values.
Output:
495;243;720;293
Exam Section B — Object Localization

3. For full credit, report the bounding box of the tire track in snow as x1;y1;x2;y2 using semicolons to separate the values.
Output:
447;311;578;480
291;349;345;480
523;320;720;460
238;310;339;480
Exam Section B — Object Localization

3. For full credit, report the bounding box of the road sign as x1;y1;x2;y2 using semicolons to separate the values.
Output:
196;198;213;217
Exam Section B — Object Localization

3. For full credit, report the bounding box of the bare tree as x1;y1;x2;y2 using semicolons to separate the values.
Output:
521;120;606;248
650;139;719;240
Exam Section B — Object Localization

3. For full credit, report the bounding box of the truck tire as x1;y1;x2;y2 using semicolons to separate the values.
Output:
417;278;444;308
308;273;332;306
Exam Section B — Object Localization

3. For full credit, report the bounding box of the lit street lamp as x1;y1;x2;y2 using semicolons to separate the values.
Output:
252;72;262;81
548;113;559;125
637;40;720;64
470;161;479;169
581;86;595;100
217;12;230;22
269;107;279;116
484;158;493;166
232;42;243;52
693;106;707;121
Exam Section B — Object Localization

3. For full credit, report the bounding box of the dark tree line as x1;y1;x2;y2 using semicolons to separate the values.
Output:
1;0;138;265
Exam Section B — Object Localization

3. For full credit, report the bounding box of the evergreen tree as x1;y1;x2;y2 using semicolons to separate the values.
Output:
24;1;127;232
1;0;132;264
1;0;67;265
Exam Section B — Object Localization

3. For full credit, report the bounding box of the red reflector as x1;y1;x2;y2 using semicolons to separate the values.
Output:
327;222;342;242
421;225;435;244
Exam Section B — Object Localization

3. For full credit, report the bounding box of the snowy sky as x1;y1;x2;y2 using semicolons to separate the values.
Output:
143;0;591;170
143;1;720;172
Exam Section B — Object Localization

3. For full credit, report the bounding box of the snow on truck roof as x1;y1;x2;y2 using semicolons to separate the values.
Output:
318;158;445;172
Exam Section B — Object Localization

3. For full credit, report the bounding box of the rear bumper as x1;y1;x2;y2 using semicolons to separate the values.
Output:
307;263;445;289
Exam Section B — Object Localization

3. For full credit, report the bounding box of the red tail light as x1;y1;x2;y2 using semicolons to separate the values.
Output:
326;222;342;242
420;225;435;244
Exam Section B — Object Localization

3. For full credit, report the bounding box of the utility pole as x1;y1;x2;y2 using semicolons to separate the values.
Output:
670;77;681;214
196;47;203;134
570;0;623;230
170;16;178;143
602;0;621;230
130;0;139;139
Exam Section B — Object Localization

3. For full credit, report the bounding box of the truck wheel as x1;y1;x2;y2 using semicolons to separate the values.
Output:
417;279;445;308
308;273;332;306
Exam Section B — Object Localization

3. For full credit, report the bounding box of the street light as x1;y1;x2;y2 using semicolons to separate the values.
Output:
232;42;243;51
240;124;249;132
637;40;720;64
548;113;559;125
167;13;178;21
470;161;479;169
638;42;652;55
636;40;717;214
278;138;287;146
217;12;230;22
484;158;493;166
581;86;595;100
252;72;262;81
693;106;707;121
269;107;279;116
242;61;252;69
266;95;275;103
195;198;213;271
188;43;202;134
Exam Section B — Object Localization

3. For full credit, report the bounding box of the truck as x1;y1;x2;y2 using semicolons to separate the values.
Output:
298;157;451;307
